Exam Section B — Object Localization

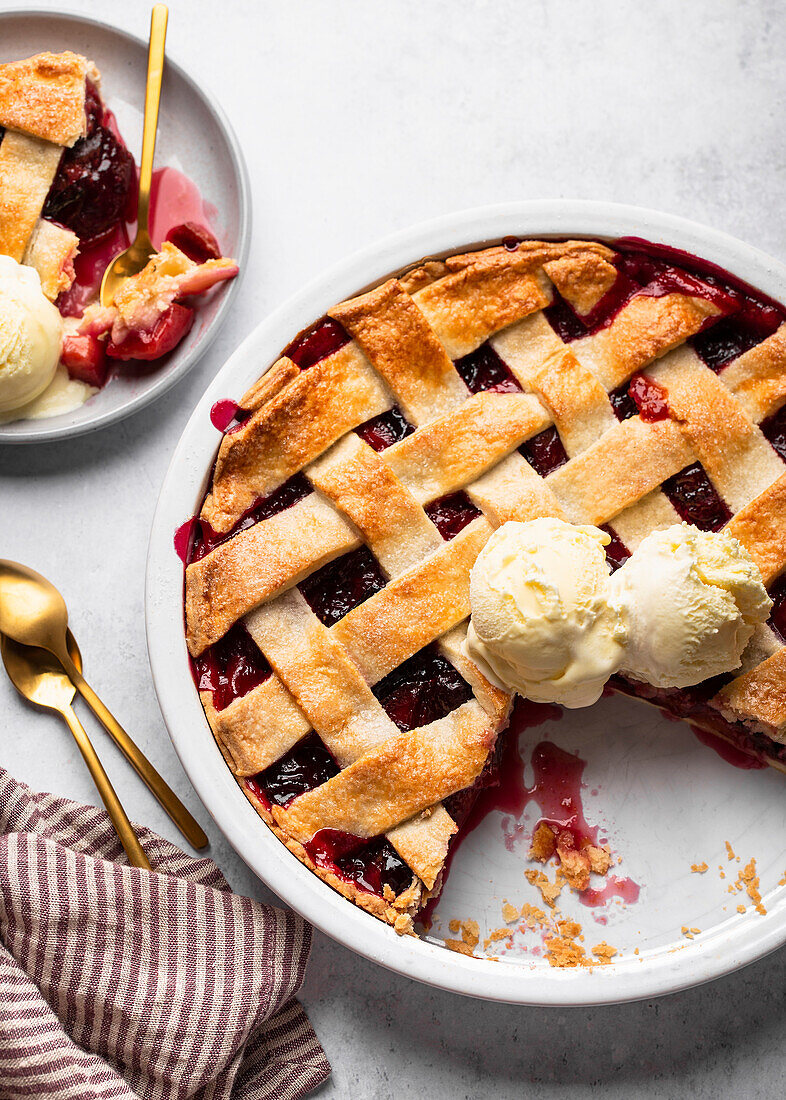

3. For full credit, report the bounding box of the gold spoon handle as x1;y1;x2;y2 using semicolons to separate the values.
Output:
137;4;169;238
60;653;208;850
60;703;151;870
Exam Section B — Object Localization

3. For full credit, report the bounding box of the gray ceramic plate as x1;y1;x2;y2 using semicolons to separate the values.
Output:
0;9;250;444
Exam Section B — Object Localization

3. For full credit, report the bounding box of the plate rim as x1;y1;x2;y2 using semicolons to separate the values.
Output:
0;6;252;444
146;199;786;1005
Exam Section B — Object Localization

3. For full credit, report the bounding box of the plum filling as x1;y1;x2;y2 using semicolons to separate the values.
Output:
355;406;414;451
299;547;387;626
191;622;271;711
760;404;786;462
661;463;731;531
42;80;136;245
187;474;312;562
373;644;473;731
285;318;350;369
519;426;568;476
424;491;481;540
454;343;522;393
768;575;786;643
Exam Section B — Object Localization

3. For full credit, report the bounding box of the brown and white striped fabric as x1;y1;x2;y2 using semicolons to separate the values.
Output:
0;769;330;1100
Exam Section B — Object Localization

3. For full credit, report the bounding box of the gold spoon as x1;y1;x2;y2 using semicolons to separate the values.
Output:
1;631;151;869
0;559;208;850
100;4;169;307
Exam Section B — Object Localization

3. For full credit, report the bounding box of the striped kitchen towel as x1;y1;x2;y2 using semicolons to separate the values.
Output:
0;769;330;1100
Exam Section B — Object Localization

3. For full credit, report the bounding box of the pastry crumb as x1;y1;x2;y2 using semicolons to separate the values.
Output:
591;942;617;964
529;822;557;862
525;868;563;908
690;862;708;874
483;928;513;950
725;841;736;861
501;901;519;923
444;939;474;957
737;904;746;914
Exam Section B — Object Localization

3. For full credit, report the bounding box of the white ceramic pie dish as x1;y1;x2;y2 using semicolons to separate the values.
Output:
0;9;250;444
146;200;786;1005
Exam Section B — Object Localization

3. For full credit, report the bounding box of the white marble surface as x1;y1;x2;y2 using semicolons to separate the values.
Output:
2;0;786;1095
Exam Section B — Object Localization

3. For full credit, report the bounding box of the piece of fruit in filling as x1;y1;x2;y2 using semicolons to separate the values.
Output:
78;241;238;359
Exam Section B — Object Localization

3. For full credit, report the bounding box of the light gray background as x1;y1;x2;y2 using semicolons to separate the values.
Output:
2;1;785;1095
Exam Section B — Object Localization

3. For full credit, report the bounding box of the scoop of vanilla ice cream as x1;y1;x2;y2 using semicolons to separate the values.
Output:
0;256;63;413
465;518;628;708
610;524;771;689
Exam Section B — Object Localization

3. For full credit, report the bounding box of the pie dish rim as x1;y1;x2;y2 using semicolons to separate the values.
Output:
0;7;251;444
146;199;786;1005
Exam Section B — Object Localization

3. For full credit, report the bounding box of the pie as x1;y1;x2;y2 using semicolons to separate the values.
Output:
0;51;237;401
182;235;786;934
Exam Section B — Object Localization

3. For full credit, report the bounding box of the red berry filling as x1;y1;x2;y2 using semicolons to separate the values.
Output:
43;80;136;246
299;546;387;627
628;372;669;422
454;343;523;393
599;525;631;571
519;425;568;476
661;463;731;531
373;644;473;732
191;622;271;711
165;222;221;264
285;318;349;369
305;830;413;897
760;404;786;462
355;406;414;452
253;733;339;806
608;382;638;421
768;575;786;643
424;491;481;540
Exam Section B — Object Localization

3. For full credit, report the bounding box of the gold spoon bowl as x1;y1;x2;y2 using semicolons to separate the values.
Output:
1;631;151;869
0;558;207;849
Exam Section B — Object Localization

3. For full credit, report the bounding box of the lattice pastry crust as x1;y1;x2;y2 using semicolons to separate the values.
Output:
184;238;786;931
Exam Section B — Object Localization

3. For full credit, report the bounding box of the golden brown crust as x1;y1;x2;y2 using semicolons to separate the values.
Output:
331;517;493;684
307;433;442;576
575;292;721;390
22;218;78;299
412;250;551;359
725;471;786;587
273;701;496;842
202;679;310;777
542;251;618;316
0;130;62;261
648;348;784;512
385;391;550;502
238;356;300;413
0;52;88;147
185;493;359;655
202;343;391;532
548;415;694;525
530;348;617;456
329;278;467;423
716;648;786;738
720;323;786;422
